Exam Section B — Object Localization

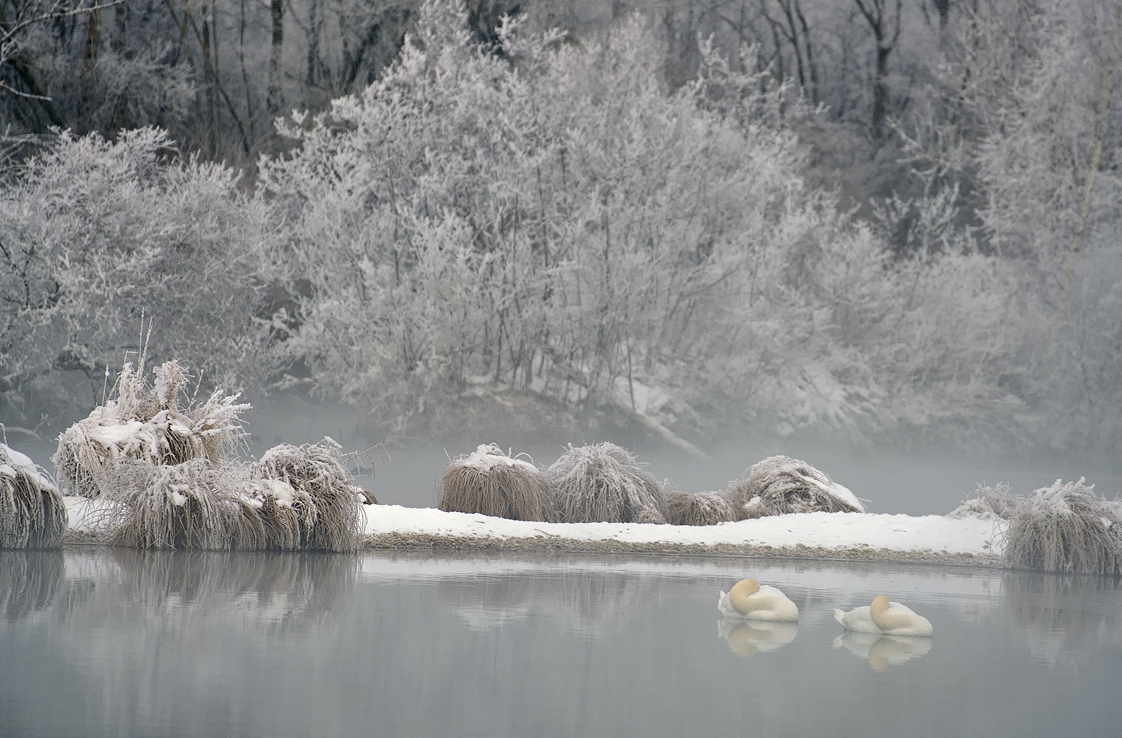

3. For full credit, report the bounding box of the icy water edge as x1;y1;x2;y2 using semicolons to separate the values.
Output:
1;550;1120;738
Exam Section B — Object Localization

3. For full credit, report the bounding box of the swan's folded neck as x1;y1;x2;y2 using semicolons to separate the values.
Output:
728;579;762;615
870;595;910;631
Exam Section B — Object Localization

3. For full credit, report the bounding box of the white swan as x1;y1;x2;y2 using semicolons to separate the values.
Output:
718;619;799;658
717;579;799;622
833;595;933;637
833;632;932;671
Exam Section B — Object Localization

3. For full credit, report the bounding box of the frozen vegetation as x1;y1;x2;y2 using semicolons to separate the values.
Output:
0;1;1120;464
0;442;66;549
49;358;367;552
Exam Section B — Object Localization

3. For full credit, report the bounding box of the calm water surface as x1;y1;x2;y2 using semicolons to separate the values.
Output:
1;550;1120;738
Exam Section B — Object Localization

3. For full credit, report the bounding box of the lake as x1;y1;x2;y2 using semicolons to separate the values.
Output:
1;549;1120;737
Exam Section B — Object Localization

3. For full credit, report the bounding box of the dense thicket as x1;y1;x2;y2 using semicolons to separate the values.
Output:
1;0;1120;460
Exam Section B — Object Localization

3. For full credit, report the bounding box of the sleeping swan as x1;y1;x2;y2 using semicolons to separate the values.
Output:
717;579;799;622
833;595;933;637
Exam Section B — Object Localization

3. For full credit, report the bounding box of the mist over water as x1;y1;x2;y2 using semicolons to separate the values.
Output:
236;396;1122;516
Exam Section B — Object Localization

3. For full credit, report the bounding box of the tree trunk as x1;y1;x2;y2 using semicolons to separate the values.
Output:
267;0;285;115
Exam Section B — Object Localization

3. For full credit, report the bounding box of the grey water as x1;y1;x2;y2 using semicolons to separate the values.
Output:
1;550;1121;738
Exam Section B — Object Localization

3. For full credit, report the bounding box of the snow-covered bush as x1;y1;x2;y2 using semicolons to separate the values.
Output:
54;359;250;498
0;443;67;549
0;127;278;425
250;439;366;553
665;489;736;526
546;443;669;524
725;455;865;519
437;444;551;521
948;483;1017;521
1004;478;1122;575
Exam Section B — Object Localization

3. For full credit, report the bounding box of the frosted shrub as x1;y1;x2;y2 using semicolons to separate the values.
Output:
665;489;736;527
724;455;865;519
948;484;1017;521
437;444;552;522
54;359;250;498
0;443;67;549
250;440;366;553
1005;479;1122;575
547;443;669;524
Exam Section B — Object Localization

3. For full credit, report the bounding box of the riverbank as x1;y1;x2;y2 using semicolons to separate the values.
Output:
62;497;1006;567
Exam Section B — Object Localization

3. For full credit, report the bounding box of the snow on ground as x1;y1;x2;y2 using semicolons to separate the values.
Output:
62;495;1005;562
361;504;1004;558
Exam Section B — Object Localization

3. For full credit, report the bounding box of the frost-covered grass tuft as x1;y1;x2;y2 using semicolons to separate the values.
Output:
724;455;865;519
665;489;736;526
948;483;1017;520
437;444;551;522
1004;478;1122;575
547;443;669;524
1;443;67;549
101;459;268;550
53;359;249;498
251;439;365;553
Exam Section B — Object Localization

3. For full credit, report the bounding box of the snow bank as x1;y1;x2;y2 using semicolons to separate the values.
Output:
360;504;1004;560
63;496;1005;563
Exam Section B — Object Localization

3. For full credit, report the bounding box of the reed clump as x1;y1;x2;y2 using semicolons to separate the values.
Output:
1;443;67;549
665;489;736;526
948;483;1017;520
102;458;262;550
53;360;249;498
724;455;865;519
547;443;670;524
54;358;366;551
1004;478;1122;575
251;439;365;553
437;444;552;522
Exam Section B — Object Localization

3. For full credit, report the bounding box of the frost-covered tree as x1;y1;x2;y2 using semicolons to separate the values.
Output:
258;1;1031;448
0;127;278;425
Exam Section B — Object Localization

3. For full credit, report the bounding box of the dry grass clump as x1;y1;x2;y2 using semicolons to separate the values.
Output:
437;444;551;522
101;443;364;553
1;443;67;549
665;489;737;526
102;459;270;550
724;455;865;519
547;443;669;524
948;483;1017;520
1004;478;1122;575
54;359;249;498
251;439;365;553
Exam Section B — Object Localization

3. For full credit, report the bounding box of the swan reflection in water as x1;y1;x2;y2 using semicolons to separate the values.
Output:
717;618;799;659
833;631;933;671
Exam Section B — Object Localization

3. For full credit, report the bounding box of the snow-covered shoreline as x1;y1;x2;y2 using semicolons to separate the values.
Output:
62;497;1006;566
